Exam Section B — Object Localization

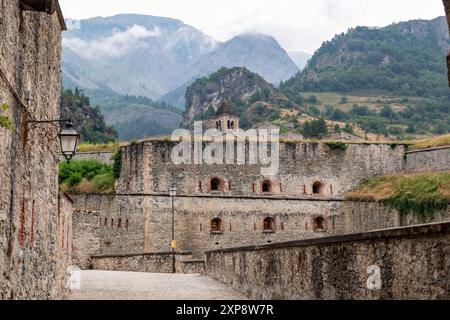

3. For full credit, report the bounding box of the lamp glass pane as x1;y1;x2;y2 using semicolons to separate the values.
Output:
60;135;78;153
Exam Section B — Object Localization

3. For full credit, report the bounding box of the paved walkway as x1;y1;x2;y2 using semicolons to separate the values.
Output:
68;270;248;300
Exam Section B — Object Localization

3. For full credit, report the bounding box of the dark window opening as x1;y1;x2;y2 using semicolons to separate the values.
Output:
313;182;324;195
211;218;222;233
104;218;107;227
263;217;275;232
262;180;272;193
314;217;326;232
118;219;122;228
125;220;129;230
210;178;222;191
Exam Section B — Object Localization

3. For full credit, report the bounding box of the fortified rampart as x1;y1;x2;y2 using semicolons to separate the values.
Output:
71;139;450;269
206;222;450;300
60;151;114;164
0;0;70;299
71;193;450;265
118;140;406;197
405;146;450;173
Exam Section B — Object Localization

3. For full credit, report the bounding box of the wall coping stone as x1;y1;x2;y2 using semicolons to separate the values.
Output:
206;221;450;254
406;145;450;154
69;192;346;202
91;251;193;259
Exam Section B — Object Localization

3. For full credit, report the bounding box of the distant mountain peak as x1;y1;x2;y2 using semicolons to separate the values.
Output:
62;14;298;101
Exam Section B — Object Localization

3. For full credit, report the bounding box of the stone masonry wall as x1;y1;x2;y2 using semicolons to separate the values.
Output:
0;0;68;299
117;141;406;198
70;194;146;257
206;222;450;300
72;209;100;269
90;252;204;274
71;193;450;260
59;151;114;164
55;194;73;295
405;147;450;173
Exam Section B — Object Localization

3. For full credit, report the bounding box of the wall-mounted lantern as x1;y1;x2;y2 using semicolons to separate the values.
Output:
59;122;80;162
27;119;80;163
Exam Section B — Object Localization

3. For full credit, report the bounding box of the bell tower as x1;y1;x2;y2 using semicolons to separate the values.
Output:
207;100;239;134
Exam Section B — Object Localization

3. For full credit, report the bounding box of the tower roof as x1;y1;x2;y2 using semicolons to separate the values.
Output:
215;100;236;116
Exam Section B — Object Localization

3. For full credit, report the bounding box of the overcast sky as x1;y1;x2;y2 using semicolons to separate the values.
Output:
59;0;445;53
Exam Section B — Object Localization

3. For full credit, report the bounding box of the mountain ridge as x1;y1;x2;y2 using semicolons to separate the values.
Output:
62;14;299;101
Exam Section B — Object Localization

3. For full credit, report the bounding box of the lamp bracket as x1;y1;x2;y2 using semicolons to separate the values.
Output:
26;119;72;141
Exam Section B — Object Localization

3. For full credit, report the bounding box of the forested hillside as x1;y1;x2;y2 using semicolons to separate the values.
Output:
60;88;118;143
279;17;450;136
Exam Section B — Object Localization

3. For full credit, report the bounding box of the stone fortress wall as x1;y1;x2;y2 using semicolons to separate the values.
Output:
118;141;406;197
61;151;114;164
71;139;450;268
206;222;450;300
405;146;450;173
0;0;71;299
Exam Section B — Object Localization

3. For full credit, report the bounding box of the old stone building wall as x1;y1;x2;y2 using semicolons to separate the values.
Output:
72;191;450;263
405;146;450;173
54;194;73;295
206;222;450;300
72;139;450;267
72;209;100;269
90;252;205;274
0;0;69;299
118;140;406;197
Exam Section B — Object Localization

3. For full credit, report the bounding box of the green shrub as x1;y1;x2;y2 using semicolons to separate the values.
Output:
348;172;450;222
112;150;123;179
59;160;115;193
325;141;348;150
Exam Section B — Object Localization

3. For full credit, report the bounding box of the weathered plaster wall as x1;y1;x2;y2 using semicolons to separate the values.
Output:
405;147;450;173
206;222;450;300
0;0;68;299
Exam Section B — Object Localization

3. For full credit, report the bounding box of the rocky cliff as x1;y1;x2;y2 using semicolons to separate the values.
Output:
182;67;297;128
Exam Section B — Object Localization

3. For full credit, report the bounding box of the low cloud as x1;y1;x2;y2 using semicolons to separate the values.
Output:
63;24;161;59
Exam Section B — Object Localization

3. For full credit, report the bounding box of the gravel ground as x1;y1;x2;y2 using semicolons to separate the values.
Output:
68;270;248;300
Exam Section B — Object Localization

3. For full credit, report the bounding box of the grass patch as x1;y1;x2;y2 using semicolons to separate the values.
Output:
77;142;123;153
347;172;450;222
59;160;115;194
410;134;450;151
